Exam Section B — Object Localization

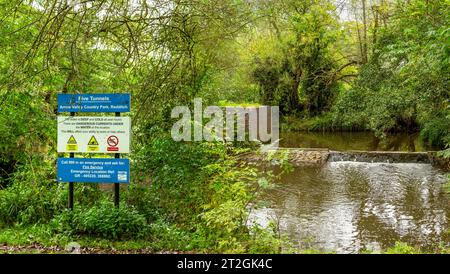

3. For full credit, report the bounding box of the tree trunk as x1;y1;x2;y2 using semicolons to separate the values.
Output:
361;0;368;63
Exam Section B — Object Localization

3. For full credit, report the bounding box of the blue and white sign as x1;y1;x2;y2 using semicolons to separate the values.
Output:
57;158;130;183
58;93;130;112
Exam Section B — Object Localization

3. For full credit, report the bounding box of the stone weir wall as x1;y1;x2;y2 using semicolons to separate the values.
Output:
278;148;330;165
328;151;431;163
240;148;330;166
241;148;443;167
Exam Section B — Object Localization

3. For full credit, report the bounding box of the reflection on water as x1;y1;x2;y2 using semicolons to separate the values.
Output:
249;162;450;253
280;132;434;151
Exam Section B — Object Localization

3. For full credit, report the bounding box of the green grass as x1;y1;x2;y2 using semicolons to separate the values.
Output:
0;224;190;254
444;180;450;194
1;225;448;254
383;242;450;254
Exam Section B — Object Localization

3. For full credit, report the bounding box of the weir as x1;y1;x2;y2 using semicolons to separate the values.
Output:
244;148;443;166
328;150;431;163
248;151;449;254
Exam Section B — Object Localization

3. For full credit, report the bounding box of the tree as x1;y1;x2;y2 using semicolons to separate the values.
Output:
251;0;357;115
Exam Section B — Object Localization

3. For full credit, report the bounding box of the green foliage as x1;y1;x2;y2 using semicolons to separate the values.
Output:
332;0;450;143
51;201;148;240
144;220;193;251
443;181;450;194
266;150;294;174
0;129;289;252
0;91;55;186
0;182;65;226
122;185;162;223
306;113;336;131
217;100;261;107
197;178;252;252
0;152;111;227
133;136;223;225
384;242;419;254
131;133;289;253
0;156;66;226
245;224;284;254
250;0;355;116
0;224;69;248
333;85;420;137
420;115;450;148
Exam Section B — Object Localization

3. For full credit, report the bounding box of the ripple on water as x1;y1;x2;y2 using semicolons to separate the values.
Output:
249;162;450;253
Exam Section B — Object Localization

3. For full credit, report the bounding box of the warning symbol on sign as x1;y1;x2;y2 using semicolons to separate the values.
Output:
107;135;119;151
88;135;99;145
66;135;78;151
87;135;99;151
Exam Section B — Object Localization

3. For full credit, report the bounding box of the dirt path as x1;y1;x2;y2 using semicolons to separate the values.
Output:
0;243;188;254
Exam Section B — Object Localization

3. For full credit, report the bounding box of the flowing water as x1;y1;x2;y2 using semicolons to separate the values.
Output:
249;132;450;253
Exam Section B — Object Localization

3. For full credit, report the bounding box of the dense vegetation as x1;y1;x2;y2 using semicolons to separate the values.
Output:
0;0;448;253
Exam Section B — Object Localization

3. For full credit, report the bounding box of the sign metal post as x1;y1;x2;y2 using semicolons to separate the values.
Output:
69;111;75;210
115;112;120;208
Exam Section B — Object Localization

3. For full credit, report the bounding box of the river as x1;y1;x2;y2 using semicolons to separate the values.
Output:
279;131;434;151
249;132;450;253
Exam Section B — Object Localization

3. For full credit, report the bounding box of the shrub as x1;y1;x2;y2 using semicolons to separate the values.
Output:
0;156;108;227
51;201;148;240
0;91;55;187
385;242;419;254
132;137;226;225
0;182;66;226
122;184;162;223
420;115;450;148
146;220;193;251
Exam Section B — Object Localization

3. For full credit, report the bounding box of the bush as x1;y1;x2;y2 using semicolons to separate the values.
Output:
0;91;55;187
131;135;288;253
385;242;419;254
0;182;66;226
420;115;450;148
332;86;419;137
51;201;148;240
122;184;162;223
0;156;109;227
331;87;369;131
332;0;449;139
132;136;226;225
146;220;193;251
308;113;337;131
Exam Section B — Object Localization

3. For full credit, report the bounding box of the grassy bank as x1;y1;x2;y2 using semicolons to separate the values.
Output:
1;224;448;254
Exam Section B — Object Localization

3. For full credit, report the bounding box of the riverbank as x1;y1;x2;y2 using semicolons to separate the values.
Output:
281;114;360;132
0;227;448;254
281;115;449;151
